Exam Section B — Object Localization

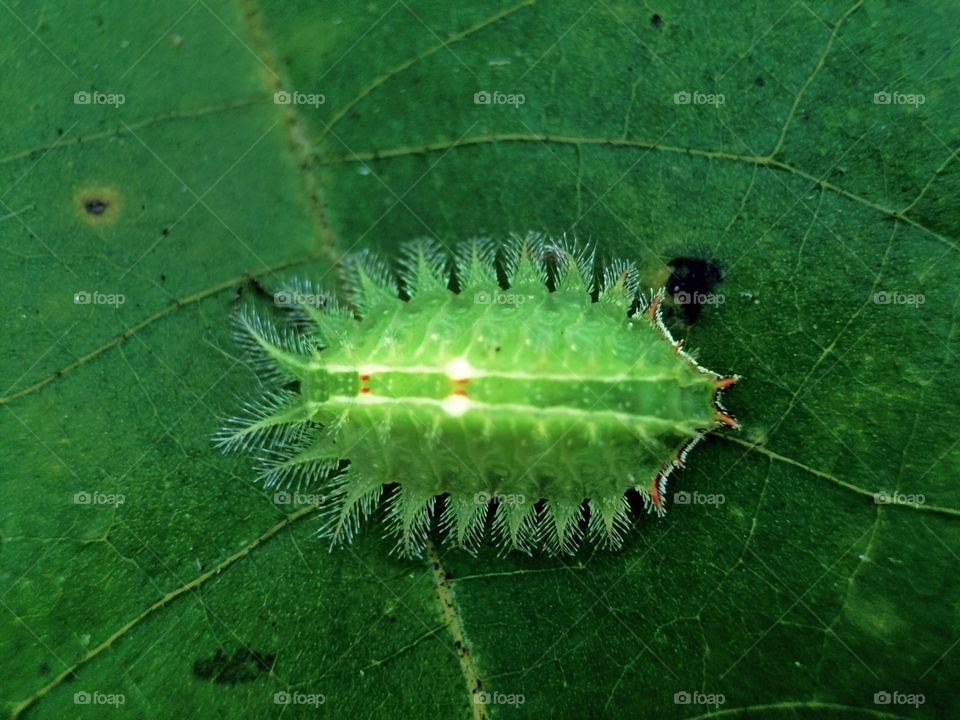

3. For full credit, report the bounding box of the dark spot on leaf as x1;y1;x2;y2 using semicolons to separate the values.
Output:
494;345;501;352
625;489;646;514
650;13;662;27
161;227;169;236
75;186;121;225
160;274;167;283
85;199;108;215
192;648;276;684
56;128;63;136
666;257;723;323
755;76;765;87
243;276;271;300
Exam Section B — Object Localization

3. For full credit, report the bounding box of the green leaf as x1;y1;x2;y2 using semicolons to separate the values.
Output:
2;1;958;718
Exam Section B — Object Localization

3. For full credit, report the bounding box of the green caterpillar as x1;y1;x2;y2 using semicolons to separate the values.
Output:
215;235;739;557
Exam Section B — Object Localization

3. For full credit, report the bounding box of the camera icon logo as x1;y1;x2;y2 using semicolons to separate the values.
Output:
674;491;691;505
673;91;691;105
73;491;92;504
273;91;292;105
473;692;490;705
873;91;891;105
73;691;91;704
673;691;691;704
473;91;491;105
273;691;291;704
873;691;891;704
74;291;91;305
74;91;91;105
273;491;292;505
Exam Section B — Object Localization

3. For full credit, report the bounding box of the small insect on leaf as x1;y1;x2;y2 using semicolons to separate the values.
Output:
215;233;740;557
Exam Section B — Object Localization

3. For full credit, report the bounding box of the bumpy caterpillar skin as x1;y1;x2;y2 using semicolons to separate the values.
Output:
215;235;739;557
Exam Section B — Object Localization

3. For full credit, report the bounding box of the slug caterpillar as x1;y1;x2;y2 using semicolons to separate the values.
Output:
215;235;739;557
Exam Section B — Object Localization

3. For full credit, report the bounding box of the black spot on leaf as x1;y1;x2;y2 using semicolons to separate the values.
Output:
192;648;276;684
84;199;108;215
666;257;723;323
75;186;121;225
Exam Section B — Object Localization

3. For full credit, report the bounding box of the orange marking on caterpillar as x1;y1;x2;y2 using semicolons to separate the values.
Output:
649;472;664;510
645;294;661;321
715;411;739;428
715;376;738;391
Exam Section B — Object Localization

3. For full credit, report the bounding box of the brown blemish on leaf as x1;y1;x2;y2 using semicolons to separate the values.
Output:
75;186;121;225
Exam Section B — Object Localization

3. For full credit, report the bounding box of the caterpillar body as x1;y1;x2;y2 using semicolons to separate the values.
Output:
215;235;739;557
